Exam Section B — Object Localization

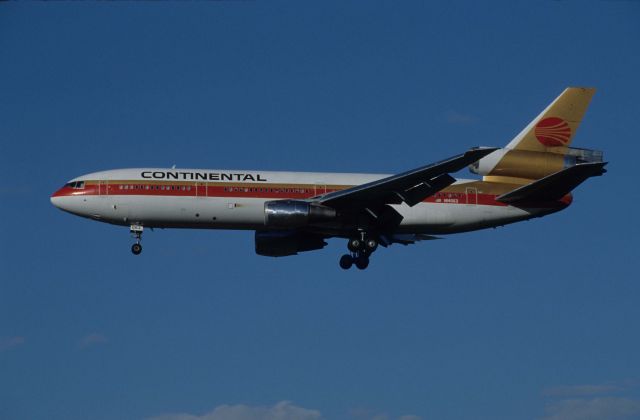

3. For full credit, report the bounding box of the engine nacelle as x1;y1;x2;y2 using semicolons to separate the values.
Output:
255;230;327;257
264;200;336;228
469;147;603;180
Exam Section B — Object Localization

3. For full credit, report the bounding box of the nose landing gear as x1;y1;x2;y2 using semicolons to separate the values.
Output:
131;243;142;255
130;224;143;255
340;233;378;270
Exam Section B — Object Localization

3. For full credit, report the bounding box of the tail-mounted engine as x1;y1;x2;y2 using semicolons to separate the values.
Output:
469;147;603;180
264;200;336;228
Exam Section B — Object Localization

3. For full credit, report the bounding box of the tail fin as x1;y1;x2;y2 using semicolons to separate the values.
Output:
506;87;595;152
469;87;602;184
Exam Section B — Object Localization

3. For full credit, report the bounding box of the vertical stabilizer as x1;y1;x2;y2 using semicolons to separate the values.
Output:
505;87;595;152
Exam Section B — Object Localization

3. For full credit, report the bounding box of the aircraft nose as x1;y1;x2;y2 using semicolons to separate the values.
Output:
50;187;71;211
50;195;65;210
51;188;63;208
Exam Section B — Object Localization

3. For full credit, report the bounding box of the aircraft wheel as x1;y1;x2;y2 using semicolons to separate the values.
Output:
347;238;361;253
339;254;353;270
131;243;142;255
365;238;378;251
355;255;369;270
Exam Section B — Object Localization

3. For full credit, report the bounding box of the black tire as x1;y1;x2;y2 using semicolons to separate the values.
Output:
131;243;142;255
348;238;361;252
355;255;369;270
339;254;353;270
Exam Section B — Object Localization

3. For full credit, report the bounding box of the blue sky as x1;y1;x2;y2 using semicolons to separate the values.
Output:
1;2;639;420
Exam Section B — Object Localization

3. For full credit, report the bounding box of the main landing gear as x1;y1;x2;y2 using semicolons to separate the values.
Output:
339;233;378;270
130;224;143;255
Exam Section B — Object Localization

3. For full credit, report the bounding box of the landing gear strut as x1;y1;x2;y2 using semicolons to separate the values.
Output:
130;224;143;255
340;232;378;270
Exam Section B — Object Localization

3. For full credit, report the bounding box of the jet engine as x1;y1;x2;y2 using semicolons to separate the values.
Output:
469;147;603;180
255;230;327;257
264;200;336;228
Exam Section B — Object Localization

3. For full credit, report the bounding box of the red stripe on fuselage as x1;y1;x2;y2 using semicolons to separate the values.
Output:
51;181;569;209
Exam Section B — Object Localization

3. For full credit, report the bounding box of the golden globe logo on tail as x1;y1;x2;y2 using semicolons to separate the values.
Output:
534;117;572;147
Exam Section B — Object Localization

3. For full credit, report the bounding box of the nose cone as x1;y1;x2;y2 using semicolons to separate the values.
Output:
50;187;75;213
51;188;64;208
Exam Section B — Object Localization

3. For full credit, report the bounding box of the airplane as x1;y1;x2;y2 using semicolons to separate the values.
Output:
51;87;606;270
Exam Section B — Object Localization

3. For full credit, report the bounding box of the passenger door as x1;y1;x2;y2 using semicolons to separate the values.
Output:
98;180;108;196
466;187;477;205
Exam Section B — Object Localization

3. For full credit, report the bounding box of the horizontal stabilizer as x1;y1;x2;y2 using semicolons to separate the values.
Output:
496;162;607;204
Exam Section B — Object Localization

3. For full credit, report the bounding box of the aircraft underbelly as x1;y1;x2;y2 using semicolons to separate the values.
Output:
397;202;531;233
91;196;264;228
86;195;535;234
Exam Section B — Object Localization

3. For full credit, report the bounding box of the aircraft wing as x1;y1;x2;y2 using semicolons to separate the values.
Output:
317;147;498;209
379;233;441;246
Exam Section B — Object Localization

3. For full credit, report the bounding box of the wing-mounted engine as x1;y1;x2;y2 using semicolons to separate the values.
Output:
469;147;604;180
255;230;327;257
264;200;336;228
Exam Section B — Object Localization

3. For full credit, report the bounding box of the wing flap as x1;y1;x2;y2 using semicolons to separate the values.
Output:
496;162;607;204
379;233;442;246
398;173;456;206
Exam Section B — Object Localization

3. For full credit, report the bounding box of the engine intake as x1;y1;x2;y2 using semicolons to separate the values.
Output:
264;200;336;228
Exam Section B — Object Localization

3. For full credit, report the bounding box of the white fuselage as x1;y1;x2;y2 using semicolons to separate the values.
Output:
51;168;560;237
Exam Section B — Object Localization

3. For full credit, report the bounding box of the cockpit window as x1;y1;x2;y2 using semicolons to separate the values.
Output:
64;181;85;189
